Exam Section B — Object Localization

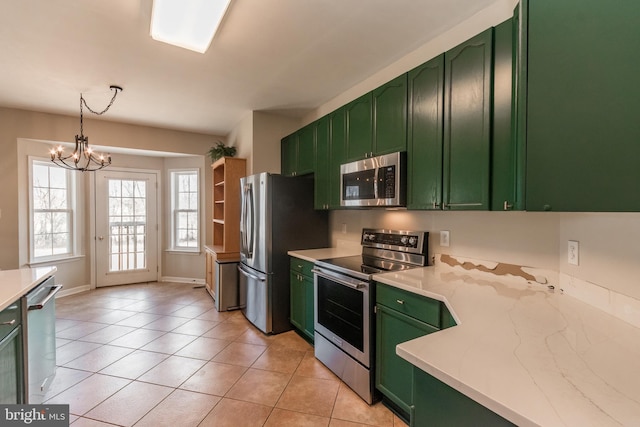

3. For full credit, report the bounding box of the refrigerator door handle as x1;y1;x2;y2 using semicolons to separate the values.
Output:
241;184;248;255
237;264;265;282
243;184;254;259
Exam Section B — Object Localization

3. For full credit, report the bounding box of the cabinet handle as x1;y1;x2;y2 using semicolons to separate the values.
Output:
432;202;441;209
297;265;303;269
1;319;16;326
396;299;405;305
503;201;513;210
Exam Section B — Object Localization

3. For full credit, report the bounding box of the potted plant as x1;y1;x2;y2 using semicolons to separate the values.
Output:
207;141;236;162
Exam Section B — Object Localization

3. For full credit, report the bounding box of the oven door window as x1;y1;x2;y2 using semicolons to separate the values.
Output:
342;169;376;200
316;275;364;352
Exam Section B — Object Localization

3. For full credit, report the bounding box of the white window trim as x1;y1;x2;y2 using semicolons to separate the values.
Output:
169;168;200;252
28;157;80;264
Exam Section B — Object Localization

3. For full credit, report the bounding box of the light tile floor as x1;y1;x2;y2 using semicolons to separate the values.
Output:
49;282;408;427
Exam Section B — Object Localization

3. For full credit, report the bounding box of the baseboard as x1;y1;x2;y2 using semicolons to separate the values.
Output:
56;284;91;298
160;276;205;285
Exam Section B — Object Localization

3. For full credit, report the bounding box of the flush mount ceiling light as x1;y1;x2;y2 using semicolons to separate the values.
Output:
150;0;232;53
50;85;123;172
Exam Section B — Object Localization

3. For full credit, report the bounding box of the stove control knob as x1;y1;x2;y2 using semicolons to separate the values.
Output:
367;234;376;241
400;236;408;244
408;237;417;246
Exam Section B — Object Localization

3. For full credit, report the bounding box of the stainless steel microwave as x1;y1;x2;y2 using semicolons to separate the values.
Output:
340;152;406;207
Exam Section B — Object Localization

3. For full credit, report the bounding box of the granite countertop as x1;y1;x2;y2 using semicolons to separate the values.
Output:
0;267;57;311
373;266;640;427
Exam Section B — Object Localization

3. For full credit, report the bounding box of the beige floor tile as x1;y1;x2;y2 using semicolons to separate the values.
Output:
90;309;138;324
42;367;93;401
331;384;394;427
56;341;103;365
269;330;314;351
226;368;291;406
235;327;277;346
212;342;267;367
174;336;231;360
63;345;133;372
114;312;162;328
55;318;80;332
134;389;221;427
84;380;172;426
171;304;213;318
393;414;409;426
252;346;306;374
276;375;340;417
137;355;206;387
180;361;247;396
198;398;273;427
143;302;186;315
140;331;196;354
99;349;169;379
56;338;72;348
57;322;108;340
71;417;117;426
203;321;250;340
93;297;139;310
329;420;372;427
171;318;219;336
108;328;166;349
141;315;190;332
77;324;137;344
265;408;330;427
45;373;130;415
294;351;339;381
197;308;235;322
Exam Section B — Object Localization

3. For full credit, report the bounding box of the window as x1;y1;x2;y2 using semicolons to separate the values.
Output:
170;169;199;250
30;160;76;261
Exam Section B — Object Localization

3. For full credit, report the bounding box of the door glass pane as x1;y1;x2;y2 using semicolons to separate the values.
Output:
108;179;147;272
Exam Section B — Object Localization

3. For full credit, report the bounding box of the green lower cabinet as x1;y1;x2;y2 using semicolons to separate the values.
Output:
376;304;438;419
0;301;24;404
412;368;515;427
289;271;305;332
289;257;315;342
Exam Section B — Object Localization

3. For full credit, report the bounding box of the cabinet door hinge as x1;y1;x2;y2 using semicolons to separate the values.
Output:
374;305;377;314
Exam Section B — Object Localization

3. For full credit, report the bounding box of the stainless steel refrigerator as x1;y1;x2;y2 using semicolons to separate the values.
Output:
239;173;329;334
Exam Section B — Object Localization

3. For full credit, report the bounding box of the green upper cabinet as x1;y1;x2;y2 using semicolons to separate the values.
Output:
522;0;640;211
491;17;523;211
296;124;315;175
281;124;315;177
345;76;408;162
345;93;373;162
407;54;444;210
329;107;347;208
443;28;493;211
281;133;297;177
373;74;408;156
314;116;330;210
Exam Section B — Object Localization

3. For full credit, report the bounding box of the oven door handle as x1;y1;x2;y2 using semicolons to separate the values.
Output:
312;268;367;290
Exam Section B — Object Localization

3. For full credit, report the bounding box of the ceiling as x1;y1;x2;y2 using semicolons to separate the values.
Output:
0;0;498;136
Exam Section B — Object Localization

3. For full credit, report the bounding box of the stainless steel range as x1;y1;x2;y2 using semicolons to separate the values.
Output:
313;228;428;404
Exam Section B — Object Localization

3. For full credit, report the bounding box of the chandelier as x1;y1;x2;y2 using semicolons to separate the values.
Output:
50;85;123;172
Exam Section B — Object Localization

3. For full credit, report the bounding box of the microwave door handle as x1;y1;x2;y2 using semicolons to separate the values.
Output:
373;165;380;200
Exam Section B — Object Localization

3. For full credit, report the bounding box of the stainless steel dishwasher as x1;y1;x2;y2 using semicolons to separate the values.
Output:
23;276;62;403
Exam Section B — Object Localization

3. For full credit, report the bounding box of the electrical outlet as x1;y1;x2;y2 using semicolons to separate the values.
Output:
341;223;347;234
440;230;450;247
568;240;579;266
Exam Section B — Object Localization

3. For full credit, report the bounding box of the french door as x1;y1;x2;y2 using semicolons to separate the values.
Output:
95;170;158;287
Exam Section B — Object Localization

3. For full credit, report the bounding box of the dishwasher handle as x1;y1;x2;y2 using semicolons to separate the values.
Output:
28;285;63;311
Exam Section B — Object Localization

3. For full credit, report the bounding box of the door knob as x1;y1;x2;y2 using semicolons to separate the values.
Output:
98;236;104;241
